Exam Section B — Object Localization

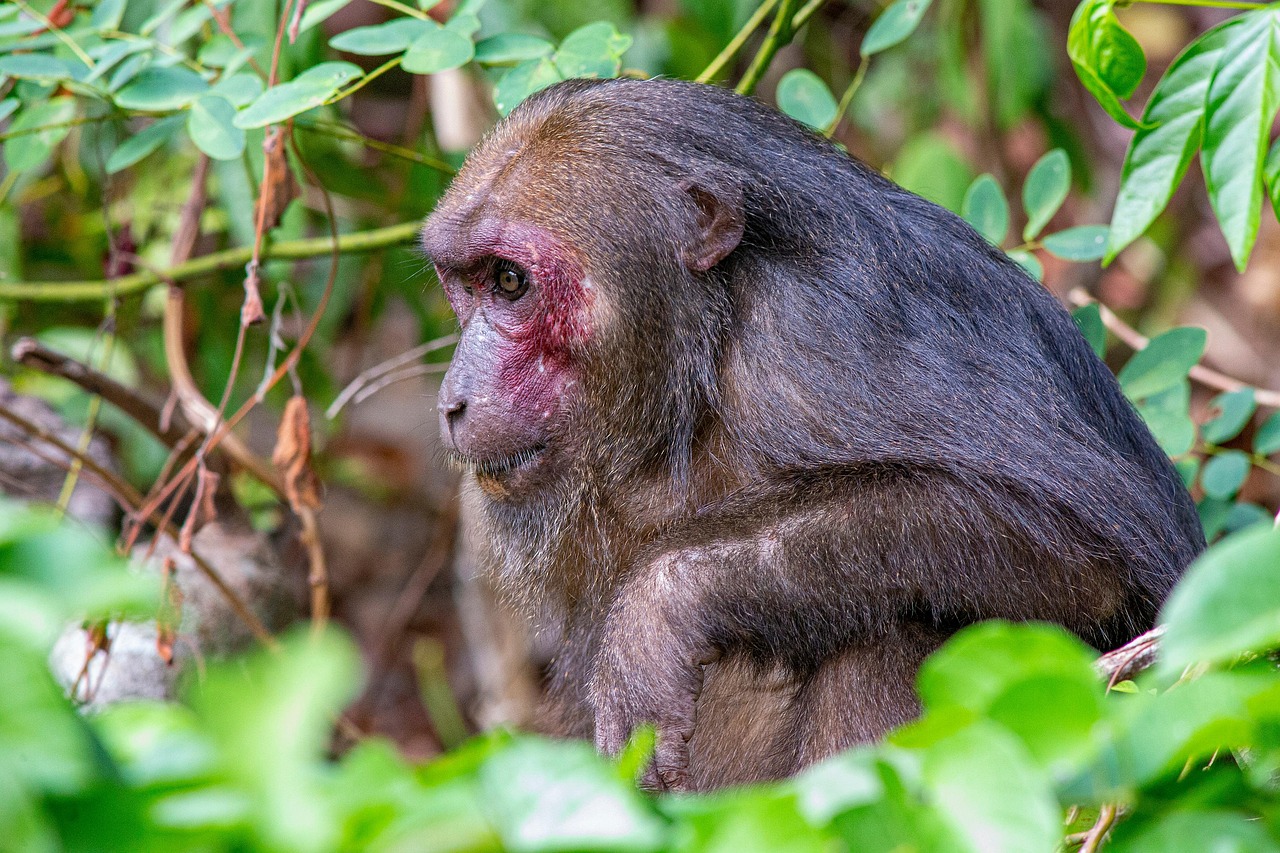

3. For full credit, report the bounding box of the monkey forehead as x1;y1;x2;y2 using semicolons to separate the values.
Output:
421;215;578;275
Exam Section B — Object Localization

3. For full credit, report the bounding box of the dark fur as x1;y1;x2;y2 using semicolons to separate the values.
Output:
425;78;1204;790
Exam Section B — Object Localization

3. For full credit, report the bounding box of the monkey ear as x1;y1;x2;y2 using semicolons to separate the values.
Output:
678;177;744;272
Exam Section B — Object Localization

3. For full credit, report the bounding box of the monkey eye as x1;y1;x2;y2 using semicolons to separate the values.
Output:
493;261;529;300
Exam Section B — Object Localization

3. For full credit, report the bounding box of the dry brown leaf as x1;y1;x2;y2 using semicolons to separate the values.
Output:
274;395;322;511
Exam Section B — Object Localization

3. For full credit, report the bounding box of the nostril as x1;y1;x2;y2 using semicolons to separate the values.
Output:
440;397;466;426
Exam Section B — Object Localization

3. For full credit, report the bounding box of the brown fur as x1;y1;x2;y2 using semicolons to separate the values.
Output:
423;79;1204;791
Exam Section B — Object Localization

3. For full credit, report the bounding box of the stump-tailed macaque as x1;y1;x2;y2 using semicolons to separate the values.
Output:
421;78;1204;791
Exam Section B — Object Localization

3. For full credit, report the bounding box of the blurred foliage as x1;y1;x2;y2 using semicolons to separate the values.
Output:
7;501;1280;851
2;0;1280;849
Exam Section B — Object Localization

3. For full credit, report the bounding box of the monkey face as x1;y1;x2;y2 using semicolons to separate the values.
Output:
421;215;593;497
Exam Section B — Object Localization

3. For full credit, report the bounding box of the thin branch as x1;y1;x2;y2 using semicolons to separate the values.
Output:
1068;289;1280;409
697;0;781;83
327;334;458;419
824;54;868;138
0;221;423;302
736;0;803;96
0;402;276;647
1097;627;1163;687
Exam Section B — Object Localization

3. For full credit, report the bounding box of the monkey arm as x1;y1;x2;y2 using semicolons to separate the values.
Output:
590;464;1136;790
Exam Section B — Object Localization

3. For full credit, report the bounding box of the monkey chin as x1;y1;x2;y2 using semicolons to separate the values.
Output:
460;444;550;500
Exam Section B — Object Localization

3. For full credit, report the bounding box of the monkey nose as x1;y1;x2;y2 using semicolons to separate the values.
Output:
438;393;466;433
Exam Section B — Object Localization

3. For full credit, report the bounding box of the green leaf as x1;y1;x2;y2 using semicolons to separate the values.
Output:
1071;303;1105;358
480;738;665;852
298;0;352;33
1105;17;1244;262
861;0;936;57
329;17;430;55
1117;326;1207;400
0;100;16;124
1021;148;1070;240
1066;0;1145;130
1111;810;1280;853
1042;225;1108;261
401;24;475;75
961;174;1008;246
1006;249;1042;281
4;97;76;173
922;723;1061;853
475;33;555;65
209;73;265;108
1265;135;1280;220
1135;381;1196;457
445;12;482;38
92;0;128;29
1174;456;1200;489
554;21;632;79
1159;525;1280;676
1201;9;1280;272
890;132;975;214
1201;388;1256;445
188;629;361;853
187;96;245;161
1255;410;1280;455
493;58;563;116
0;54;80;82
106;114;185;174
1200;450;1251;500
115;65;210;111
776;69;838;131
234;62;363;128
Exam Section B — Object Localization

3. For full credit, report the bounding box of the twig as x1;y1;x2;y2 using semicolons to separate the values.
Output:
736;0;803;96
11;338;192;447
1096;626;1163;687
824;54;868;138
696;0;781;83
0;403;276;647
1080;804;1119;852
0;221;423;302
1068;289;1280;409
327;334;457;419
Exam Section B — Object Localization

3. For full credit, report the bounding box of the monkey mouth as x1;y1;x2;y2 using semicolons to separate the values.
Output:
458;444;548;479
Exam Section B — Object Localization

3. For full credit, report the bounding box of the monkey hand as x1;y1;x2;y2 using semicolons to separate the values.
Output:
590;555;717;792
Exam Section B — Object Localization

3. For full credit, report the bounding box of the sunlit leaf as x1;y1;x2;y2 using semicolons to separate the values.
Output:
1066;0;1144;129
328;17;430;55
861;0;936;57
115;65;210;111
1200;451;1251;501
187;95;245;160
234;62;363;128
1117;326;1207;400
961;174;1008;246
1255;410;1280;455
106;113;185;174
1006;249;1042;281
776;69;838;131
554;21;632;79
1134;381;1196;457
1071;303;1105;358
1201;9;1280;272
1160;525;1280;676
1201;388;1256;445
401;23;474;75
475;33;554;65
1021;149;1069;240
1042;225;1108;261
1105;17;1244;262
4;97;77;173
493;58;562;116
